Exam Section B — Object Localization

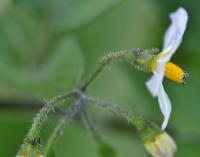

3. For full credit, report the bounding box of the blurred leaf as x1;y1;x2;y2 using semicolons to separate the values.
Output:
0;0;126;99
0;36;84;99
0;1;85;99
176;140;200;157
0;111;34;157
78;0;161;71
51;0;123;33
46;149;56;157
97;140;116;157
168;55;200;134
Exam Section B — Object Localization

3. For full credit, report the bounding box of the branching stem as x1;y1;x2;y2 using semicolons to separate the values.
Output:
17;49;162;156
80;107;101;141
45;99;84;156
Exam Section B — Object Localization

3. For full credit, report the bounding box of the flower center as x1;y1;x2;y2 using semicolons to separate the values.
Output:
164;62;188;84
150;61;188;84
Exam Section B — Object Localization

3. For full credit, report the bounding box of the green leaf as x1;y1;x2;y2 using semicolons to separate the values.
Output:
0;36;84;99
51;0;122;34
97;140;116;157
0;0;125;99
45;148;56;157
0;1;86;99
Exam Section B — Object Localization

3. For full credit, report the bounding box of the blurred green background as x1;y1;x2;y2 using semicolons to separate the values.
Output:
0;0;199;156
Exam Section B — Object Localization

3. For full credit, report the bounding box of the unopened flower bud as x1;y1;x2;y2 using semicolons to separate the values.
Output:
144;132;177;157
16;138;44;157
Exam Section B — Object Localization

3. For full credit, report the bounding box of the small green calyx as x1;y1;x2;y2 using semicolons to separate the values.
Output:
137;122;162;142
132;48;159;72
128;114;162;141
17;138;44;157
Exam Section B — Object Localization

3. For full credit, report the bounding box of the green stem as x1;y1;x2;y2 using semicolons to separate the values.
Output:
82;95;161;141
26;91;76;142
80;106;117;157
80;50;135;91
80;107;101;141
45;99;84;156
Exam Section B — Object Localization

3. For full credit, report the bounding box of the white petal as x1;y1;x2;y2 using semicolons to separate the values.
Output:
157;84;172;130
146;61;165;97
162;7;188;61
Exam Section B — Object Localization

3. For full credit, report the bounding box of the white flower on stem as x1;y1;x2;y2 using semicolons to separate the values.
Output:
146;7;188;130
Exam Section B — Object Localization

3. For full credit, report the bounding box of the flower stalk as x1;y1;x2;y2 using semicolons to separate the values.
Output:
82;94;177;157
80;107;117;157
80;50;136;91
45;98;84;157
28;92;76;139
17;91;76;157
80;107;101;141
82;94;161;141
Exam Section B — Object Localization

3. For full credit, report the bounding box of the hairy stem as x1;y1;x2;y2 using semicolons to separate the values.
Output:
26;91;76;142
80;107;101;141
80;50;135;91
45;99;84;156
80;107;117;157
82;95;142;127
82;94;161;141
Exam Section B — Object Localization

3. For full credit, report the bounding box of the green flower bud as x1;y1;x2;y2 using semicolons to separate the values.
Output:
17;138;44;157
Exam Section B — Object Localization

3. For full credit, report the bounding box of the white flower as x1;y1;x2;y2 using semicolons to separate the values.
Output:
146;7;188;130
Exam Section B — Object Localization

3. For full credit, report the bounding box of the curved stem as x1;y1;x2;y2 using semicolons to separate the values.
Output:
45;98;84;157
24;49;135;143
80;107;101;141
26;91;76;142
82;95;142;128
80;107;117;157
80;50;135;91
82;94;161;141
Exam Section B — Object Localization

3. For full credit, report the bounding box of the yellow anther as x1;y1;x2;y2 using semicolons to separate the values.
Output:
164;62;188;84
